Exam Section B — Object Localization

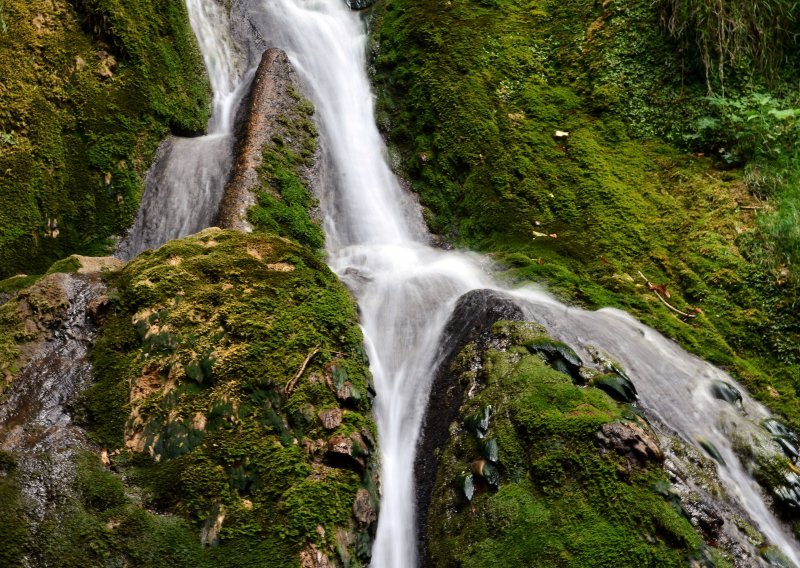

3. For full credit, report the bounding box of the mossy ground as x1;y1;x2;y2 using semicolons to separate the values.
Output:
370;0;800;428
74;229;376;566
0;0;211;278
426;322;730;567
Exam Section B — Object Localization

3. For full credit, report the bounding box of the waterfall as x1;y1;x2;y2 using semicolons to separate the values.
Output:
125;0;800;564
237;0;800;565
117;0;246;259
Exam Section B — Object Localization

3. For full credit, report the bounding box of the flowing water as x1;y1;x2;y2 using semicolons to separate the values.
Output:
128;0;800;565
117;0;245;259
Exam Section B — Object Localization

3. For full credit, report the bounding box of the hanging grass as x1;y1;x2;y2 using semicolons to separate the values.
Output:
658;0;800;88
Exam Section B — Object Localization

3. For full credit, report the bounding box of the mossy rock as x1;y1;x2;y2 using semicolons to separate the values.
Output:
423;323;725;567
78;229;377;566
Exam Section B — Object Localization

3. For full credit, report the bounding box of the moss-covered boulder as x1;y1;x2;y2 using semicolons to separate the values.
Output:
80;229;377;567
421;320;731;567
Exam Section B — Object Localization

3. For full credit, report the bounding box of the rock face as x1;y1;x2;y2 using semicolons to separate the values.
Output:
415;289;523;561
216;48;310;231
0;266;110;562
345;0;378;10
596;421;663;468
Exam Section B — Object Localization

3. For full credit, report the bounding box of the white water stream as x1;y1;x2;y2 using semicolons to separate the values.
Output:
117;0;246;259
129;0;800;565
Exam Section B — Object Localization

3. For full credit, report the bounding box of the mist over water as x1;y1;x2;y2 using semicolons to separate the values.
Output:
117;0;245;259
124;0;800;564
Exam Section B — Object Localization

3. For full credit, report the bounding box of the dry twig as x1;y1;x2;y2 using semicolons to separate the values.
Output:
284;347;320;396
637;271;701;319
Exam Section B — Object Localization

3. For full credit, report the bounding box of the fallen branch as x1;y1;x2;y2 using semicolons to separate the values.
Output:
637;271;700;319
284;347;320;396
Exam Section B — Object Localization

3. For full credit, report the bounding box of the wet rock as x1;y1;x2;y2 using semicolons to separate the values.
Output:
345;0;378;9
415;289;523;561
459;472;476;502
764;419;797;440
697;437;726;466
318;408;343;430
0;272;108;535
478;437;499;463
353;487;377;526
525;338;583;383
464;405;492;439
593;370;638;403
471;459;500;488
662;436;768;566
710;380;743;408
597;421;662;467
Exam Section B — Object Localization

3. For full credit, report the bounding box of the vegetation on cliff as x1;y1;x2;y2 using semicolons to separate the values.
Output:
0;229;376;566
0;0;211;278
370;0;800;429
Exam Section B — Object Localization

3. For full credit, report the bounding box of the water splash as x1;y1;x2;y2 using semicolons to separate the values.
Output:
117;0;245;259
236;0;800;565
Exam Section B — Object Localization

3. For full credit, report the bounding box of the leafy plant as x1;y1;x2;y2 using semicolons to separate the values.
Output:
692;93;800;166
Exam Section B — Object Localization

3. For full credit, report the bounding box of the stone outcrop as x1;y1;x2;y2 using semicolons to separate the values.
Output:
414;289;523;562
0;264;111;551
596;421;663;468
216;48;312;231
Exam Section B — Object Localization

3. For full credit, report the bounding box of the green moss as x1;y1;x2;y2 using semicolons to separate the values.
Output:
82;229;375;565
0;452;30;566
248;92;324;251
0;0;211;278
425;323;726;566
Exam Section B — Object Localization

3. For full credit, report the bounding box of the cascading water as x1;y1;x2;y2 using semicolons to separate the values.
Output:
117;0;245;259
128;0;800;565
235;0;800;565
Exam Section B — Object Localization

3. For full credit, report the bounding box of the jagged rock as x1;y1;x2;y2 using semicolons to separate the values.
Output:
353;487;377;525
345;0;377;9
327;431;369;469
597;421;663;467
318;408;343;430
300;545;332;568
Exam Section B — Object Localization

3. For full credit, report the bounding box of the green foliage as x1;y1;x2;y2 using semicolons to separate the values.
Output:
658;0;800;87
0;0;211;278
693;93;800;167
